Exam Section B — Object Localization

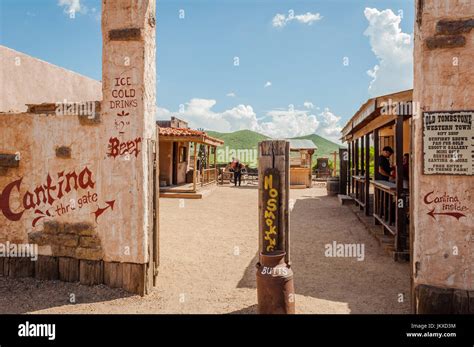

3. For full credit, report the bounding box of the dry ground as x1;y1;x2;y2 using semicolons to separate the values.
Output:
0;185;410;314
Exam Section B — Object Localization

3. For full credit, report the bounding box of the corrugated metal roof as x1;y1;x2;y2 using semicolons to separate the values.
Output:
287;139;317;150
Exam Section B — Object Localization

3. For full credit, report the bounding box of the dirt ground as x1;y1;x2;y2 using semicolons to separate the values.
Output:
0;185;411;314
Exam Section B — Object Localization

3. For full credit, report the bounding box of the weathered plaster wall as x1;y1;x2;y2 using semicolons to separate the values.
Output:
0;111;106;261
0;0;156;268
0;46;102;113
413;0;473;291
100;0;156;264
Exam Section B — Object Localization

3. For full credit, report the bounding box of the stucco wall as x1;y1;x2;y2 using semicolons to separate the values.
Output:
413;0;473;291
0;0;156;266
0;46;102;113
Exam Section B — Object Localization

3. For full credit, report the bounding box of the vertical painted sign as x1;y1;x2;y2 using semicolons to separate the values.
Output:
261;168;280;254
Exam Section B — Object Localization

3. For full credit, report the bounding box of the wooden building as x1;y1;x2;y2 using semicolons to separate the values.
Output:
288;139;317;189
157;117;224;199
341;89;413;261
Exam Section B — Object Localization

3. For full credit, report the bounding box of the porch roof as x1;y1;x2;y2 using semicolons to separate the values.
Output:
158;126;224;147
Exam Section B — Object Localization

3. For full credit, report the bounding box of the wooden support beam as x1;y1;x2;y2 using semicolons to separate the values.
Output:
374;128;380;180
339;148;348;195
395;114;407;255
365;134;371;216
193;142;197;192
347;143;351;195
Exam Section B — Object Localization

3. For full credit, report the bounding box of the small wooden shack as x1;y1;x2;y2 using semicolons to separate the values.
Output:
288;139;317;189
157;117;224;199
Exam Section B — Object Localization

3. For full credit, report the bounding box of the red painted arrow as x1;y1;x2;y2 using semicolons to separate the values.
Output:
92;200;115;222
427;208;466;220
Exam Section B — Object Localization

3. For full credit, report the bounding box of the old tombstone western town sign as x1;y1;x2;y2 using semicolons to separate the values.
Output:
423;110;473;175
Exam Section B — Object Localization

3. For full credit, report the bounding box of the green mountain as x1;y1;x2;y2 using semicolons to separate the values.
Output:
291;133;345;160
206;129;344;168
206;129;269;149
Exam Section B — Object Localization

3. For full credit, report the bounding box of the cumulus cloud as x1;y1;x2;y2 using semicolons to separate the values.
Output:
226;92;236;97
272;11;323;28
58;0;87;16
264;81;272;88
156;99;344;143
304;101;314;109
364;8;413;96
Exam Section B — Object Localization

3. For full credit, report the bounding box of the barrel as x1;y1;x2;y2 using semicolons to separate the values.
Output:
326;176;340;196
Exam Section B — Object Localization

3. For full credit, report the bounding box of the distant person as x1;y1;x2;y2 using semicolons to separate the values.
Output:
378;146;394;181
233;159;243;187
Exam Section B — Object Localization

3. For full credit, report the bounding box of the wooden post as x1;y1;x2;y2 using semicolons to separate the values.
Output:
395;114;406;257
339;148;348;195
374;129;380;180
347;141;352;195
214;146;217;183
332;151;338;177
360;136;365;176
193;142;197;192
256;140;294;314
365;134;370;216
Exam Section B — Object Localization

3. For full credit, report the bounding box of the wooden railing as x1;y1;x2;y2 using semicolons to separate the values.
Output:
372;180;409;256
352;175;367;209
373;180;396;234
201;168;217;186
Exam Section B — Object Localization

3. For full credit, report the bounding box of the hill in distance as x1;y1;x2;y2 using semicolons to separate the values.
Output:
206;129;344;167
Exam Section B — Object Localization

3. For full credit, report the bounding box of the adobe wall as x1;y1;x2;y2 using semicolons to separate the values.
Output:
0;46;102;113
413;0;473;313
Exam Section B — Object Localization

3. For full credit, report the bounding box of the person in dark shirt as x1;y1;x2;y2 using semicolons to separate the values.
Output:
378;146;394;181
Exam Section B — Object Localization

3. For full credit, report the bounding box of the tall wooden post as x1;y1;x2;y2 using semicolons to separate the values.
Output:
365;134;371;216
339;148;348;195
213;146;217;183
193;142;197;192
256;140;294;314
395;115;407;257
347;142;351;195
373;129;380;180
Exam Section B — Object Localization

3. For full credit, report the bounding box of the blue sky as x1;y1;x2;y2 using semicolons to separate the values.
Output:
0;0;415;142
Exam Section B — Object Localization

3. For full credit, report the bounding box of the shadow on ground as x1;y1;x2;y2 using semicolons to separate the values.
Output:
0;276;133;314
237;194;411;314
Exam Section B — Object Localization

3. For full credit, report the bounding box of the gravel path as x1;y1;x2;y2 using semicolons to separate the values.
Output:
0;186;410;314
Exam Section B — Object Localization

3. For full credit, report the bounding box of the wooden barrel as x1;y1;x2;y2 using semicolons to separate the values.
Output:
326;177;340;196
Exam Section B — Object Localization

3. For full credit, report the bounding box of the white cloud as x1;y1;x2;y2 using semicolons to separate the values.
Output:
156;99;344;143
364;8;413;96
264;81;272;88
226;92;236;97
272;11;323;28
304;101;314;109
58;0;87;16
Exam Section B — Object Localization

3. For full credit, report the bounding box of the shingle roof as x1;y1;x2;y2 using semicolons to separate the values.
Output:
158;127;224;145
287;139;317;150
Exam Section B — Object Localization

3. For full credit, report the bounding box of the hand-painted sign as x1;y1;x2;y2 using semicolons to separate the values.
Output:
423;111;473;175
0;166;115;227
424;191;468;220
262;168;280;254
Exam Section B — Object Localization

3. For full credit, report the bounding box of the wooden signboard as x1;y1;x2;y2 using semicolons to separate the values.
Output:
261;168;280;254
423;111;473;175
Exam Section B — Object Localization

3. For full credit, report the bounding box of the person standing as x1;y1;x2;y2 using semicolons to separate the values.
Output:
233;159;242;187
378;146;394;181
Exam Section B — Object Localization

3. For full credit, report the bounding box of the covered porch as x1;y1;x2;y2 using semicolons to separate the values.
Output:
341;89;413;261
157;122;224;199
